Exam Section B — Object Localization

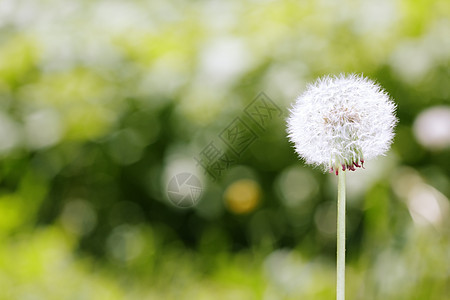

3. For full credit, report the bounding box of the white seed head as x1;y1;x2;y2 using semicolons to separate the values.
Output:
287;74;398;174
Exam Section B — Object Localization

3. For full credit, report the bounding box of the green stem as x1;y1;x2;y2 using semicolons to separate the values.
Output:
337;170;346;300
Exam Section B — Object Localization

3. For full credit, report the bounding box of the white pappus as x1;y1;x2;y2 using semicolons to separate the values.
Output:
287;74;398;175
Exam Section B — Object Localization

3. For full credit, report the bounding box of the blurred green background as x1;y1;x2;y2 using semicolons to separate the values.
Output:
0;0;449;299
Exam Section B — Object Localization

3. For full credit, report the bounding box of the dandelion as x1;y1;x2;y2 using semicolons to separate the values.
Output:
286;74;397;300
287;74;397;175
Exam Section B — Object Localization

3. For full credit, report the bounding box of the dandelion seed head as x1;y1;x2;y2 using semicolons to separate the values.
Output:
287;74;397;174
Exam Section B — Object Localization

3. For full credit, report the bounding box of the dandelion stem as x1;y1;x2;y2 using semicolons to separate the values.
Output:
337;170;346;300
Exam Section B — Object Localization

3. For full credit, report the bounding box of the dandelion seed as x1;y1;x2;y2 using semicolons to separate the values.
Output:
287;74;397;174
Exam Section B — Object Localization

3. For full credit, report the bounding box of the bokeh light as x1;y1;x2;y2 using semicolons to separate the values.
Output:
224;179;261;214
413;106;450;150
